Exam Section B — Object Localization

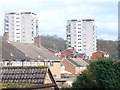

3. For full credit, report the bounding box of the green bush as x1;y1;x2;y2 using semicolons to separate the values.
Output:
72;58;120;89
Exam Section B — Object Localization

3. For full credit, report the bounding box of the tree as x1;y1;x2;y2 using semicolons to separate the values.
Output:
72;58;120;89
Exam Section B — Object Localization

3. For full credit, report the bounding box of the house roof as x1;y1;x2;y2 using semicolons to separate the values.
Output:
10;41;60;60
93;51;109;55
61;49;78;54
98;51;109;54
67;58;89;67
66;53;85;56
1;41;61;61
1;41;29;60
1;66;58;89
47;48;59;53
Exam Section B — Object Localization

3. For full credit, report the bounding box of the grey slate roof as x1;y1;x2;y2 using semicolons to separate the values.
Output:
1;41;61;61
67;58;88;67
98;51;109;54
1;41;29;60
10;41;60;60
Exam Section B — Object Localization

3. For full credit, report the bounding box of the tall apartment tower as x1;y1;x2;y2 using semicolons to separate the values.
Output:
4;12;39;43
66;19;97;57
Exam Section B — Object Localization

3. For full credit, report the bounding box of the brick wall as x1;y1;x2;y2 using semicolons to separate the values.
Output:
92;52;103;60
62;59;76;74
60;50;73;58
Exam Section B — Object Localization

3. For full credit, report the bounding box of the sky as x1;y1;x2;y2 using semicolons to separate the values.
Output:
0;0;118;40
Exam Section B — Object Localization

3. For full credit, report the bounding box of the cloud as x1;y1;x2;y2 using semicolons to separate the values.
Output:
97;22;117;32
0;0;118;40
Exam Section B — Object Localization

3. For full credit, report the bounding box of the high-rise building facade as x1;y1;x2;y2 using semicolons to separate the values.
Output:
66;19;97;57
4;12;38;43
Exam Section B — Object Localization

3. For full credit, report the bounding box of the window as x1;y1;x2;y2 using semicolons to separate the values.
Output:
67;35;71;37
16;21;20;23
78;49;81;51
30;60;34;66
6;24;9;26
68;24;71;26
24;61;27;66
78;31;81;33
17;37;20;38
1;61;4;66
77;67;81;69
78;28;81;29
68;46;71;47
44;61;48;66
16;29;20;30
5;20;9;23
16;25;20;26
7;61;12;66
78;46;81;47
50;61;54;67
17;40;20;42
68;31;70;33
17;60;21;66
78;42;81;44
78;35;81;37
32;31;34;37
68;42;71;44
78;39;81;40
16;17;20;19
16;33;20;34
78;24;81;26
37;61;40;66
67;38;70;40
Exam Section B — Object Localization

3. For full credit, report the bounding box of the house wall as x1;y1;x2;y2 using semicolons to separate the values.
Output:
49;61;61;78
60;50;73;58
62;59;76;74
3;60;61;78
75;66;86;74
92;52;103;60
48;49;55;54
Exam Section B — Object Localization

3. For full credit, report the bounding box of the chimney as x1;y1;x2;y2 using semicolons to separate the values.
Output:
34;36;41;47
72;47;74;50
4;32;8;40
53;44;58;51
102;48;106;52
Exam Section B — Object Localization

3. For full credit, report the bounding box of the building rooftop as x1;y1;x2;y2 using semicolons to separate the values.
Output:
67;18;94;22
67;58;89;67
6;11;36;15
1;41;61;61
1;41;29;60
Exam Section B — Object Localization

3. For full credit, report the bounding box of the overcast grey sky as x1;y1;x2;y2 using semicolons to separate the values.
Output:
0;0;118;40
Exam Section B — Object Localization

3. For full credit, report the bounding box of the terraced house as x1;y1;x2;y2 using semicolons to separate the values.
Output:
1;40;61;79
